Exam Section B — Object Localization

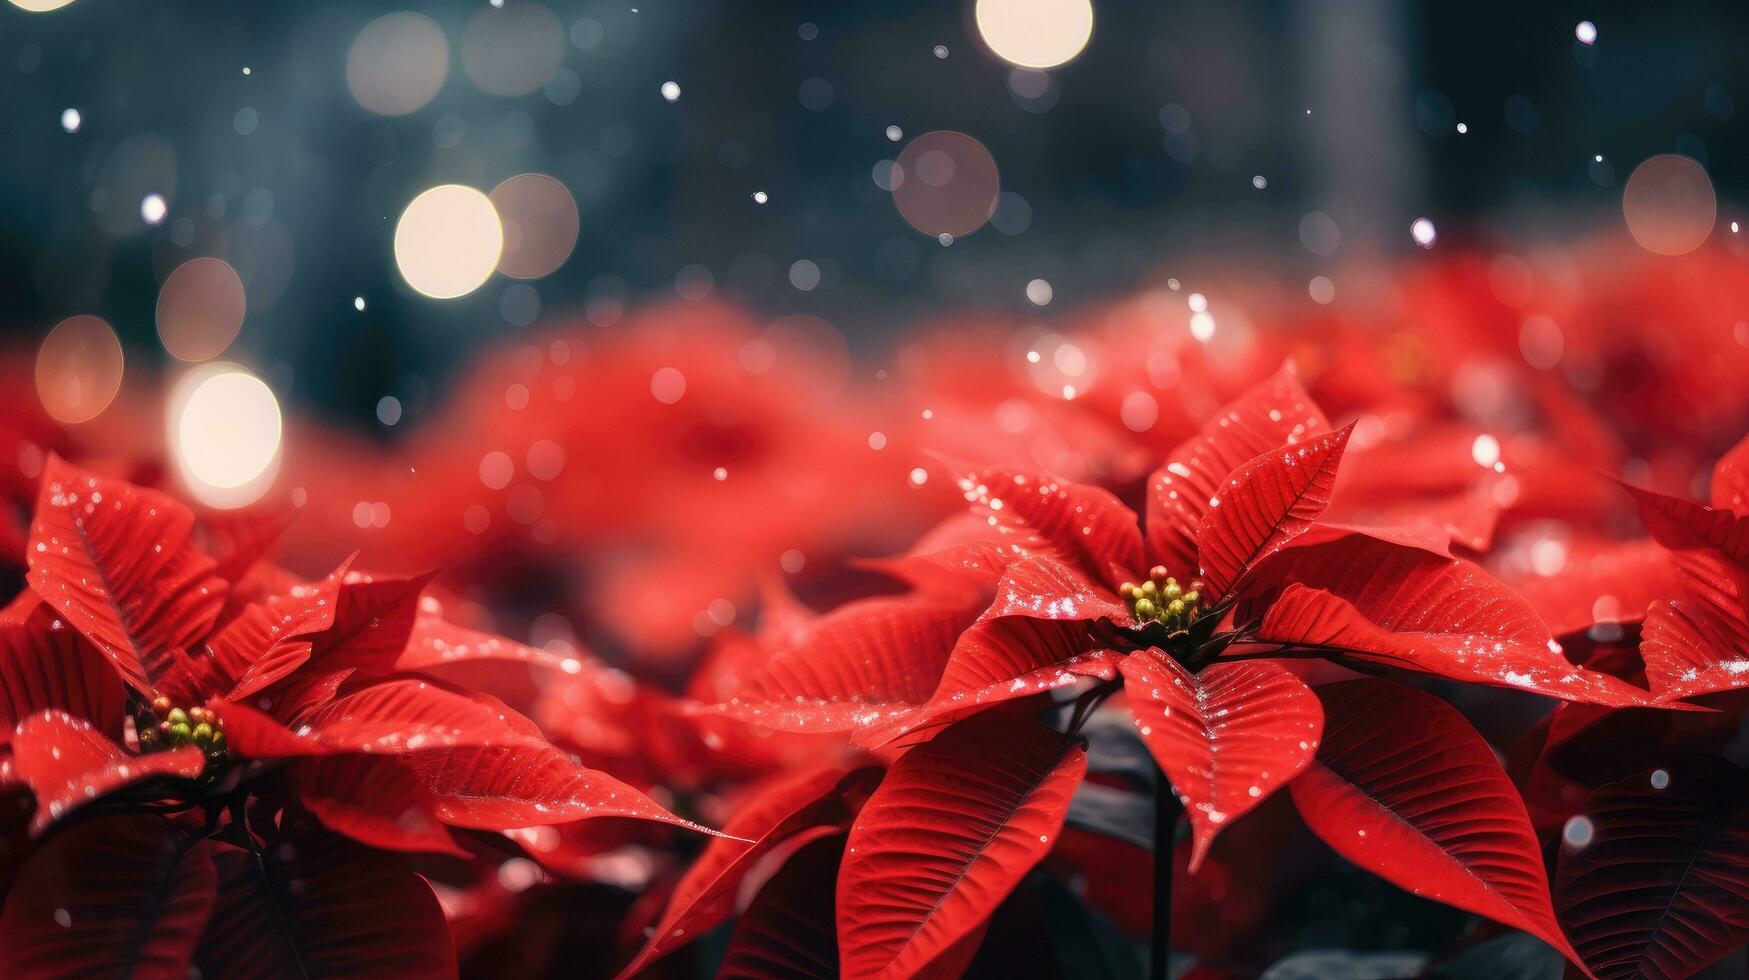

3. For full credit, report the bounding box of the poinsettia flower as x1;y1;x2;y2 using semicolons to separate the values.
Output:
0;455;719;975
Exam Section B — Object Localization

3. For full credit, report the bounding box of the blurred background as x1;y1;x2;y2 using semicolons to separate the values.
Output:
3;0;1745;429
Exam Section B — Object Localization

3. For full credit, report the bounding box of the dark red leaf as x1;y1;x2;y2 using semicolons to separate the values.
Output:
954;466;1143;585
1251;534;1657;706
718;833;847;980
306;570;436;676
0;601;126;741
1145;367;1330;578
293;754;470;857
25;456;227;695
10;711;207;834
1623;482;1749;565
286;675;544;754
1195;424;1351;598
407;740;714;835
1117;651;1322;870
1556;757;1749;980
836;712;1086;978
1289;680;1581;966
195;826;456;979
616;765;879;977
195;504;295;584
1711;432;1749;513
0;814;217;978
211;558;351;700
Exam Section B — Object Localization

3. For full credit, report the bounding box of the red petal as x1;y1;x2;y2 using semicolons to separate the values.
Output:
980;554;1128;622
836;713;1086;979
1117;651;1322;871
1250;534;1657;706
408;740;715;835
718;832;847;980
0;814;217;977
1712;432;1749;513
1507;536;1678;636
396;605;568;672
1640;596;1749;702
211;557;350;699
0;602;126;741
1556;757;1749;979
1145;367;1331;578
616;765;879;977
195;503;295;583
954;465;1143;585
1289;680;1581;967
306;570;436;676
1196;424;1351;598
293;754;470;857
286;675;544;754
703;594;980;734
1623;481;1749;564
195;826;456;979
10;710;207;834
25;456;227;695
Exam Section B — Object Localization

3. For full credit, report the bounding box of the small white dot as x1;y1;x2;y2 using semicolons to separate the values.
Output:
1456;122;1468;134
60;108;81;133
353;296;366;311
1575;20;1597;45
908;467;929;487
140;194;167;225
752;190;768;204
885;125;903;141
1651;769;1670;790
1410;217;1437;248
1251;175;1267;189
713;466;728;481
1594;154;1604;163
1733;221;1741;234
660;81;681;102
1026;278;1053;306
933;45;949;58
242;66;252;76
376;396;402;427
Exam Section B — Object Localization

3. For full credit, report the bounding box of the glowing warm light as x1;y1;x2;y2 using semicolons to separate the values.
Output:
661;81;681;102
1411;218;1437;247
974;0;1094;69
9;0;76;11
346;12;450;116
892;131;1001;238
1623;154;1715;256
141;194;168;225
489;174;580;279
157;257;246;361
1575;20;1597;45
461;2;565;98
35;316;124;424
394;185;503;299
169;365;282;508
60;108;80;132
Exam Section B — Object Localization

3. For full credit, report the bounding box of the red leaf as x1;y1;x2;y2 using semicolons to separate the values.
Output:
1640;595;1749;702
1196;424;1351;598
396;605;569;672
702;595;980;734
1145;367;1331;578
211;558;351;700
195;826;456;979
25;456;227;695
1555;757;1749;980
1117;651;1322;870
1508;536;1678;637
293;754;470;857
306;570;436;676
979;554;1129;622
1289;680;1581;966
10;711;207;834
954;466;1143;585
1623;481;1749;565
195;504;295;584
0;602;126;741
616;765;879;977
1250;534;1657;706
407;740;714;835
285;675;544;754
718;832;847;980
0;814;217;978
836;713;1086;978
1712;432;1749;513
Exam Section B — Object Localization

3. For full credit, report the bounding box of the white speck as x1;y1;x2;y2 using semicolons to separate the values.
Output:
661;81;681;102
53;908;71;928
1251;175;1267;189
1026;278;1053;306
1456;122;1468;134
376;396;403;427
1471;433;1501;468
242;66;252;76
140;194;167;225
886;125;903;141
752;190;768;204
1734;221;1741;234
60;108;81;133
1575;20;1597;45
933;45;949;59
713;467;728;481
908;467;929;487
1562;815;1595;848
1187;292;1208;313
354;296;366;311
1410;217;1437;248
1651;769;1670;790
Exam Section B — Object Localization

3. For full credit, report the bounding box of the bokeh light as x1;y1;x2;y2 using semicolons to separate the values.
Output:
974;0;1094;69
489;174;580;280
1623;154;1715;256
346;12;450;116
891;131;1001;238
157;257;246;361
169;364;283;508
9;0;76;11
394;184;504;299
35;315;123;424
461;2;565;98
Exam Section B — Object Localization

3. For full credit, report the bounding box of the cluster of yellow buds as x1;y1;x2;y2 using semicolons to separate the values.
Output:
1119;566;1203;633
138;696;228;760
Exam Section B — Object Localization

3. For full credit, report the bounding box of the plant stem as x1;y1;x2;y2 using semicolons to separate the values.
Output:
1151;766;1181;980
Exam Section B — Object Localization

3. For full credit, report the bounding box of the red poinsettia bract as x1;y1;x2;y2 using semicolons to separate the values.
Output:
0;456;712;977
